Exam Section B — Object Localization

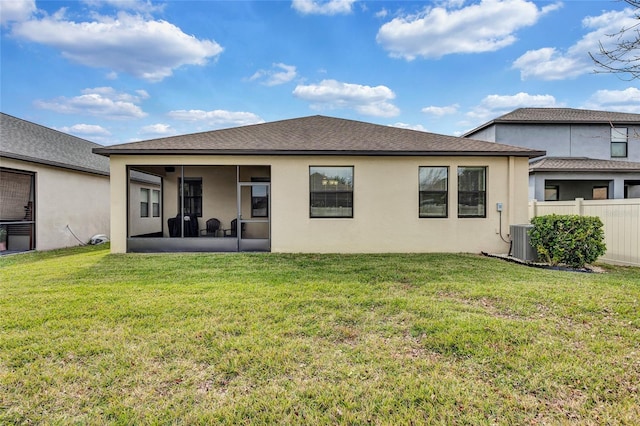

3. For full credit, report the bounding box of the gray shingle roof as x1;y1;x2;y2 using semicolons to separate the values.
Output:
94;115;544;158
495;108;640;123
463;108;640;137
529;157;640;172
1;113;109;175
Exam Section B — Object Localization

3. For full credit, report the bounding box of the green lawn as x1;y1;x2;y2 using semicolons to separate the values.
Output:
1;246;639;425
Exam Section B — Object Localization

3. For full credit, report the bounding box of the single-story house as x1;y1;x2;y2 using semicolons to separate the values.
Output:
462;108;640;200
0;112;162;252
1;112;112;252
93;115;545;254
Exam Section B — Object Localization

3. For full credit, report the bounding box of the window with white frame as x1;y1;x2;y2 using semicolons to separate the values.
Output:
152;190;160;217
140;188;150;218
611;127;628;158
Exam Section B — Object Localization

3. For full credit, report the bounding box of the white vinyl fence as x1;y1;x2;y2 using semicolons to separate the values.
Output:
529;198;640;267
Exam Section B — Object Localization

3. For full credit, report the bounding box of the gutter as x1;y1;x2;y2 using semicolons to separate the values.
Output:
93;148;546;159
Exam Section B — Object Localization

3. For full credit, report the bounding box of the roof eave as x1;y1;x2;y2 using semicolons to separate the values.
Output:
531;168;640;173
1;152;110;176
93;148;545;158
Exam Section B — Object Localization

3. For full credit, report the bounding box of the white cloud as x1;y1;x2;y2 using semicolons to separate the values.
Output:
293;79;400;117
512;8;638;80
467;92;560;122
292;0;357;15
82;0;165;14
390;122;428;132
249;63;298;86
582;88;640;114
140;123;176;136
377;0;560;60
0;0;36;25
58;123;111;136
167;110;265;128
35;87;148;119
11;11;223;82
422;104;459;117
375;8;388;19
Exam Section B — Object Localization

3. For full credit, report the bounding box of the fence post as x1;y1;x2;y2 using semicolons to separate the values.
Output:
575;198;584;216
530;199;537;218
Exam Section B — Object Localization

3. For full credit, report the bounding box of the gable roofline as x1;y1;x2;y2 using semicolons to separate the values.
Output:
462;107;640;137
94;115;545;159
1;112;110;176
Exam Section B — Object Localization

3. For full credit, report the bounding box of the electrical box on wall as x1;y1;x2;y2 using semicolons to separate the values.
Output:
496;202;503;212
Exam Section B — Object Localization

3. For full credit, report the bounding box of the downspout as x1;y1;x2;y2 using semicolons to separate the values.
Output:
508;156;516;227
180;165;184;238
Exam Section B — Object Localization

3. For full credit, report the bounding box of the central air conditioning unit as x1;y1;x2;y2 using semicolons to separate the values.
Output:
510;224;538;262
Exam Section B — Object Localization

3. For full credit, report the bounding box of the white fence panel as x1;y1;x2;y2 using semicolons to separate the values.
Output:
529;198;640;267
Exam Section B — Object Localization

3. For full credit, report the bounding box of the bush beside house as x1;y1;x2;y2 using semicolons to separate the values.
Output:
529;214;606;268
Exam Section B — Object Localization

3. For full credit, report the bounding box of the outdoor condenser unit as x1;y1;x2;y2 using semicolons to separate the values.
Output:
510;224;538;262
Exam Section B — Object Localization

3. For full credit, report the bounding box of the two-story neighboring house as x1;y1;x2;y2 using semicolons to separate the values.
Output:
463;108;640;201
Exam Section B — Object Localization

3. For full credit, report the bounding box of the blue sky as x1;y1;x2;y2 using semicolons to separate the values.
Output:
1;0;638;145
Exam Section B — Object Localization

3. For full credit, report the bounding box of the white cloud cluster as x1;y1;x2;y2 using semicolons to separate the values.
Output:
422;104;459;117
582;88;640;114
82;0;165;14
58;123;111;136
390;122;428;132
377;0;560;60
35;87;149;119
140;123;177;136
167;110;265;128
293;79;400;117
466;92;560;122
0;0;36;25
512;8;638;80
292;0;356;15
8;6;222;82
249;63;298;86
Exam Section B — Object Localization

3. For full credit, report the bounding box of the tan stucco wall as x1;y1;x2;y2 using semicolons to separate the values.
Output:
1;157;110;250
108;155;529;254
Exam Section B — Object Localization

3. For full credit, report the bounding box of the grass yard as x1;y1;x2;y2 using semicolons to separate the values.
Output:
1;245;639;425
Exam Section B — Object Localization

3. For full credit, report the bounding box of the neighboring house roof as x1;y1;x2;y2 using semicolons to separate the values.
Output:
94;115;544;158
1;112;109;176
529;157;640;173
463;108;640;137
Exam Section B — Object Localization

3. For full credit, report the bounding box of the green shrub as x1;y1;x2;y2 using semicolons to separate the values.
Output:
529;214;606;268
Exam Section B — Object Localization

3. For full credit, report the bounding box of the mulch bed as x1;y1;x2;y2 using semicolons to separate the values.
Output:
481;252;604;273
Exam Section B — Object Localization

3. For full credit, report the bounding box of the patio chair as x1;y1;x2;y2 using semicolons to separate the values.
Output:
200;218;221;237
224;218;246;238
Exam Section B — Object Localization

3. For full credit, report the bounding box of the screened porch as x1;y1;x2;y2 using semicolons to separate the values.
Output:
126;165;270;253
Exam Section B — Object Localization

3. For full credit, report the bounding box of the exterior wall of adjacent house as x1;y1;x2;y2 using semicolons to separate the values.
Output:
108;154;530;254
1;157;110;250
475;123;640;162
471;123;640;200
